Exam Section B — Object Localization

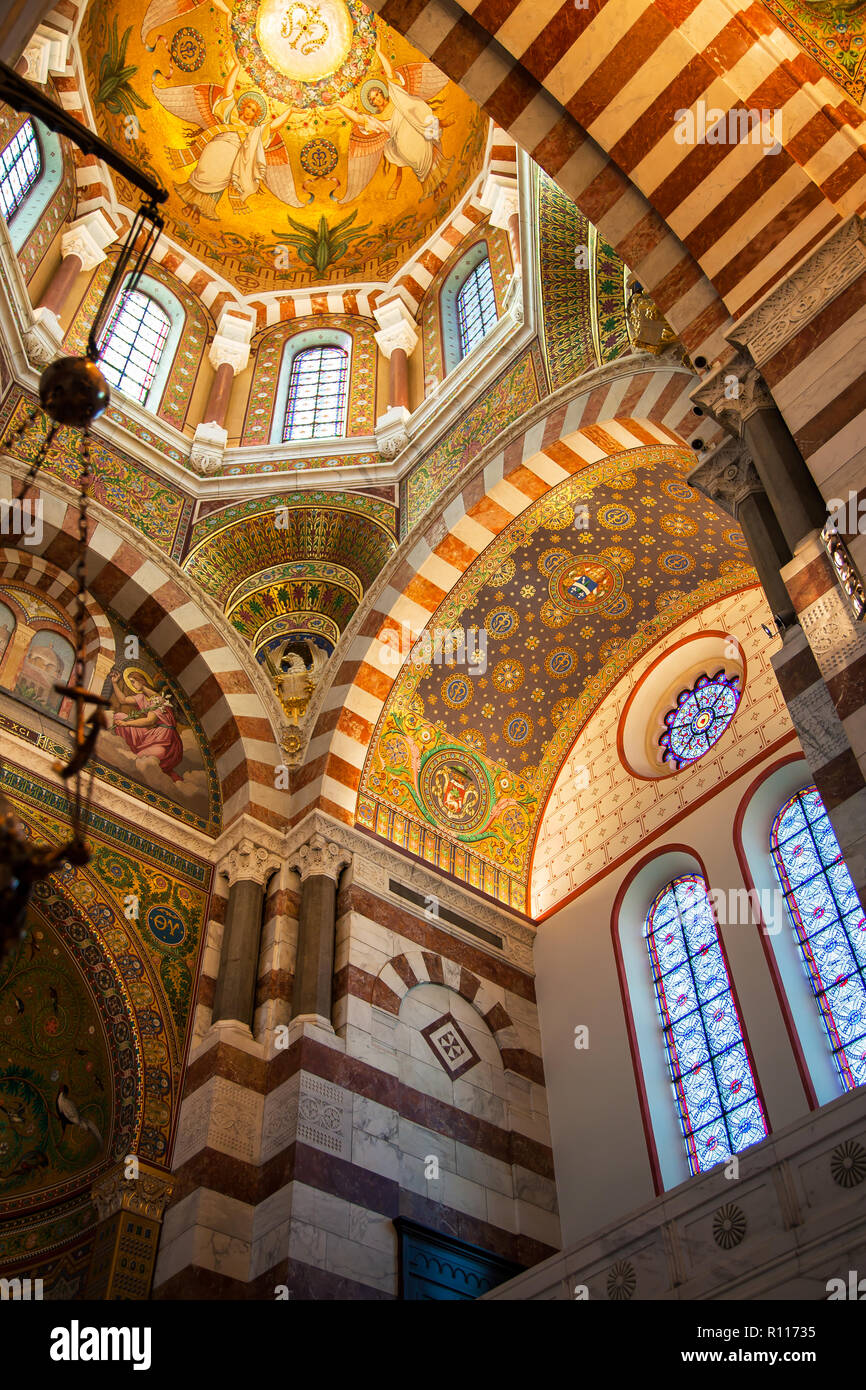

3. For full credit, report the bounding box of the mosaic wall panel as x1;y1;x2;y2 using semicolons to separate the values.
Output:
241;314;377;446
0;389;194;560
535;168;630;389
0;762;211;1287
405;344;544;531
361;446;757;906
64;257;211;431
420;224;513;387
760;0;865;102
188;488;396;549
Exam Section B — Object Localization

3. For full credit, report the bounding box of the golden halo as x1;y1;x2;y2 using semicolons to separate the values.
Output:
121;666;154;692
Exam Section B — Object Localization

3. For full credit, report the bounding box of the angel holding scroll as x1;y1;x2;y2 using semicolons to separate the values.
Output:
333;43;454;203
152;60;309;222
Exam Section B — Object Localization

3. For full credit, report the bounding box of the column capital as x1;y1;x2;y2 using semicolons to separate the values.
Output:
373;298;419;359
91;1160;173;1223
60;210;117;273
22;26;70;84
690;351;775;435
290;833;351;884
219;837;281;887
479;171;519;230
687;438;764;520
208;335;251;374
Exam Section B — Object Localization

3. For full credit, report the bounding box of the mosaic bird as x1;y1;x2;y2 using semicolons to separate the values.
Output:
55;1085;101;1144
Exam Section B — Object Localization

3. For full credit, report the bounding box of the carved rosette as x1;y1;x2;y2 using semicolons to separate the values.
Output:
291;833;352;884
691;352;776;435
688;439;764;520
219;837;282;886
91;1160;174;1223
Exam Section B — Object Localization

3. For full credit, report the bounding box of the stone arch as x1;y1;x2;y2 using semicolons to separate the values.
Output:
296;366;704;826
2;486;284;830
0;552;115;689
368;0;865;361
372;948;522;1058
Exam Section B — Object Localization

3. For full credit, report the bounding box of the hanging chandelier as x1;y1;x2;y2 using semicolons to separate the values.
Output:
0;59;167;949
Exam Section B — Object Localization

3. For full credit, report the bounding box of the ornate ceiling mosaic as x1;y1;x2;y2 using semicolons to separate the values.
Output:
80;0;489;291
358;446;757;910
760;0;865;102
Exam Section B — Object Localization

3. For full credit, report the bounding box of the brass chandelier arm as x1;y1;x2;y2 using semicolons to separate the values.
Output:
0;59;168;207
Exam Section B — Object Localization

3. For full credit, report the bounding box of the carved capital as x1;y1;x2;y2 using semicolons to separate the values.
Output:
61;210;117;273
729;216;866;366
208;334;250;374
91;1160;173;1223
687;438;764;520
189;420;227;476
220;837;281;887
479;172;519;231
22;310;63;366
373;298;419;359
291;833;351;884
375;404;411;459
691;352;775;435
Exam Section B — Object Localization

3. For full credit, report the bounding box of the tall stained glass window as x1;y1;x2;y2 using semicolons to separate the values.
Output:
771;786;866;1091
456;256;497;359
658;670;740;770
645;873;768;1174
0;119;42;222
282;345;349;441
97;290;171;403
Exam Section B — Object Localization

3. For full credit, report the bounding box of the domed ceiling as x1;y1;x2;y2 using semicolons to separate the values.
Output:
81;0;489;291
357;445;758;911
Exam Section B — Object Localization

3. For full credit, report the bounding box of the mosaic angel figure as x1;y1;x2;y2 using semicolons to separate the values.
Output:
152;61;309;221
333;43;454;202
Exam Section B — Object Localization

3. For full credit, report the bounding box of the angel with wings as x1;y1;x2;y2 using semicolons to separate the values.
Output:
333;43;454;203
152;61;309;222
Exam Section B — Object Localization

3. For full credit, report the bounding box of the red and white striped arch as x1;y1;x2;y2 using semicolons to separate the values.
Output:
295;363;704;825
0;550;114;687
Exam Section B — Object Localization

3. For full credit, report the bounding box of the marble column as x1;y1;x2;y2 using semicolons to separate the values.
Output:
25;211;116;365
211;839;281;1030
189;306;254;475
289;834;351;1027
688;439;796;629
692;352;826;553
373;298;419;459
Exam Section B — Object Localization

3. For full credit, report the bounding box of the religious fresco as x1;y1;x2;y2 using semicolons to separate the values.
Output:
0;588;220;835
0;764;211;1291
760;0;866;101
80;0;489;292
359;446;757;909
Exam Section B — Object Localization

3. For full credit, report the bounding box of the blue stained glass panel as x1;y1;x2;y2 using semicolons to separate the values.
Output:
772;786;866;1092
658;671;740;770
645;873;768;1174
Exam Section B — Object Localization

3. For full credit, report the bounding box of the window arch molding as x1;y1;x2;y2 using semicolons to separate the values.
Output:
1;116;63;252
98;273;185;408
270;328;352;445
612;846;768;1193
440;239;498;375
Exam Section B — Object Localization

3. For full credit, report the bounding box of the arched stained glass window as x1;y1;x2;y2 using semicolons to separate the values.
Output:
282;344;349;441
456;255;497;359
658;670;740;770
0;119;42;222
645;873;768;1174
771;786;866;1091
97;289;171;404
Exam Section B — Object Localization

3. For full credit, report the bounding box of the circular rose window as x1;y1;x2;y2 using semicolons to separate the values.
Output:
658;670;741;770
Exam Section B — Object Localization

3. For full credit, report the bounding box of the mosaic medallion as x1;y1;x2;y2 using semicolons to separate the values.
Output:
659;550;695;575
300;137;339;177
485;604;519;639
420;749;490;832
492;659;524;693
660;512;698;538
662;478;695;502
169;26;205;72
441;674;473;709
504;713;533;746
597;502;635;530
545;647;577;678
146;905;186;946
548;556;623;614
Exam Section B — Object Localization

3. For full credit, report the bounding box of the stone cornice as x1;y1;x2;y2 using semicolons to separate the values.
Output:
728;215;866;367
